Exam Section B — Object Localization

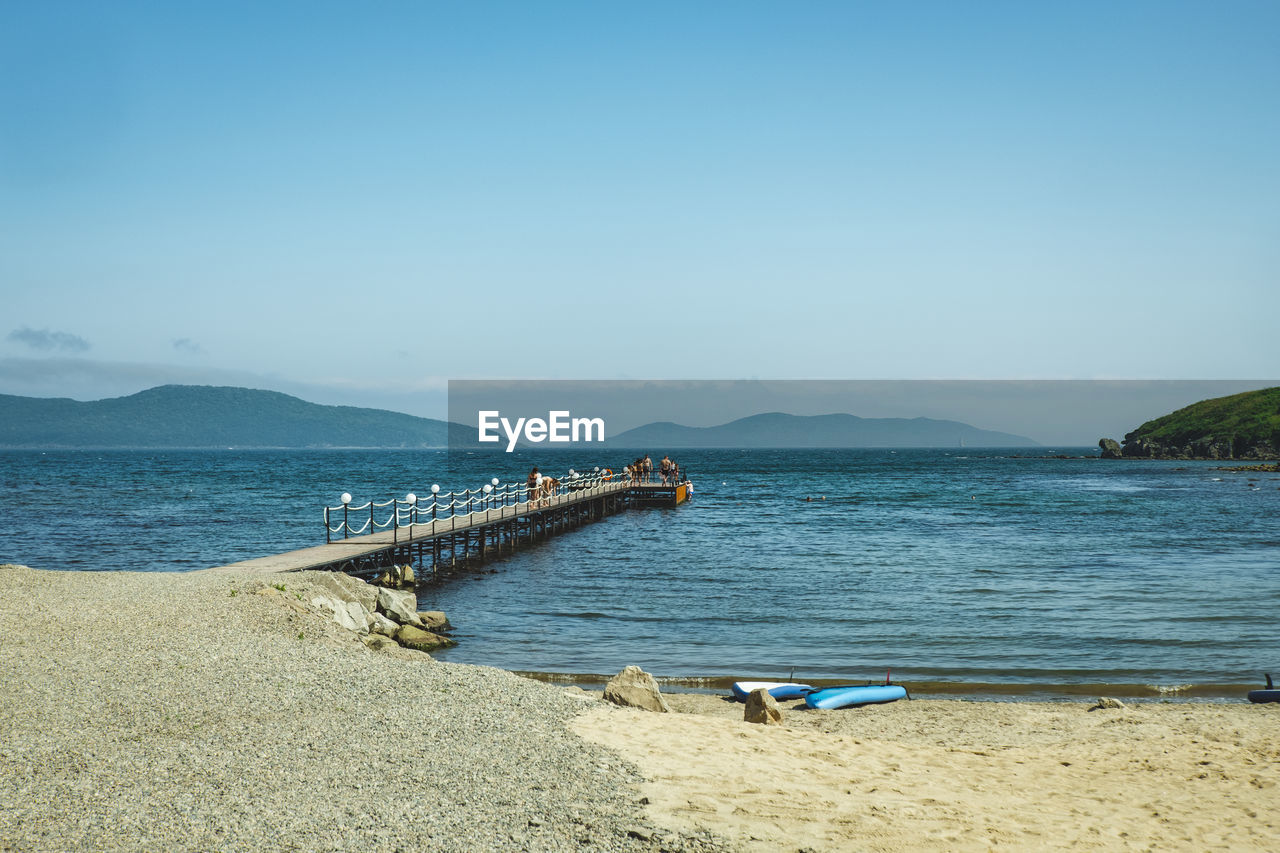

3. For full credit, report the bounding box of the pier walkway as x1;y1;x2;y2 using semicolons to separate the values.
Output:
207;470;687;578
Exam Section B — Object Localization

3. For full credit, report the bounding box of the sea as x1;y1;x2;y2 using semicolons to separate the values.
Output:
3;447;1277;701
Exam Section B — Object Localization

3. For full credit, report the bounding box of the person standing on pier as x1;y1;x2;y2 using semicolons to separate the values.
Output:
660;455;672;484
527;467;539;503
642;454;653;483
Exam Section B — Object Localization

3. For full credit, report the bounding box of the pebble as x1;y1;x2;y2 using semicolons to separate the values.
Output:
0;565;731;852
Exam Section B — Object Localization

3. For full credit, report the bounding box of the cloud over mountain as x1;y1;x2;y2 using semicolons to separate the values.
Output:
7;326;90;353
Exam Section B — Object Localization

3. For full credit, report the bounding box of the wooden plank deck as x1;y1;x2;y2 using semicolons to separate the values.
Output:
204;478;634;575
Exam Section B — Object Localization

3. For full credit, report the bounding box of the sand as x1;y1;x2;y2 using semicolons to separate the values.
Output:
4;561;1276;851
573;691;1280;851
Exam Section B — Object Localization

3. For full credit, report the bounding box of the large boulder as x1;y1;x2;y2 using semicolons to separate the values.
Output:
1098;438;1123;459
603;665;670;713
310;595;371;635
377;588;424;628
369;612;400;637
395;624;456;652
417;611;453;632
362;633;401;652
312;572;378;613
744;688;783;725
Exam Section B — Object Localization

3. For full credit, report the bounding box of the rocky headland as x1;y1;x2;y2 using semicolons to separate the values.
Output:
1099;386;1280;460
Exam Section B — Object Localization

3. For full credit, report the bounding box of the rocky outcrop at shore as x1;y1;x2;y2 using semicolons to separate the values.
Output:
1099;386;1280;460
305;570;456;652
1098;435;1278;460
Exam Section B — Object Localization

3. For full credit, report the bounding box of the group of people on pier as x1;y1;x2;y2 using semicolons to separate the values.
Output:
523;454;686;502
524;466;561;507
623;453;683;485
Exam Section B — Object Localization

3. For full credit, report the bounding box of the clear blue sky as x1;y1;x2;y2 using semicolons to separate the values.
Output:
2;1;1277;418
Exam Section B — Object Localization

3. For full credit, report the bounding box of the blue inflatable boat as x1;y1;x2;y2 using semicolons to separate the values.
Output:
1248;673;1278;704
804;684;908;710
731;681;814;702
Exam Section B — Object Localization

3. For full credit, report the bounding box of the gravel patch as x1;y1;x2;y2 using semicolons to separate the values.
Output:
0;565;730;852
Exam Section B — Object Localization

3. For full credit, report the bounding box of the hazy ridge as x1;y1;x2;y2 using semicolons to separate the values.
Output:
0;385;459;448
607;411;1038;448
2;385;1045;449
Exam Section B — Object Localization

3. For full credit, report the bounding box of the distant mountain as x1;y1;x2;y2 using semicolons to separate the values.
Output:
0;385;465;448
1100;386;1280;460
607;412;1038;448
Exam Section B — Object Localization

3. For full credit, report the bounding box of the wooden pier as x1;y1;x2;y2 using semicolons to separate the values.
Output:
207;473;688;578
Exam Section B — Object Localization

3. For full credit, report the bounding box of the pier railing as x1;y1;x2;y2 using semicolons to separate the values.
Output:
322;468;621;543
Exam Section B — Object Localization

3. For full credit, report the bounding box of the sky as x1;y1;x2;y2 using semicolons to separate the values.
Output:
2;1;1278;423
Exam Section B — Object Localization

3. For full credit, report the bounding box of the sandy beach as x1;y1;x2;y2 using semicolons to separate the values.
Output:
576;693;1280;851
2;564;1277;852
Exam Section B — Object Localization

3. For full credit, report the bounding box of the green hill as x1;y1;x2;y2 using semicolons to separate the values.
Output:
1100;387;1280;459
0;385;459;448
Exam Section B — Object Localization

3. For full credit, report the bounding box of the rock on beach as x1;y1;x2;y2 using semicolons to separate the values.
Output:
743;687;783;725
395;623;457;652
376;586;424;628
603;665;671;713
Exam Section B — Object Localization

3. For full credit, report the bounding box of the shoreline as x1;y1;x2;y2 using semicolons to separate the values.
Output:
514;670;1262;703
4;563;1278;851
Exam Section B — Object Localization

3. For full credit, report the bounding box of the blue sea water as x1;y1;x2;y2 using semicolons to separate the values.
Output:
2;448;1277;698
